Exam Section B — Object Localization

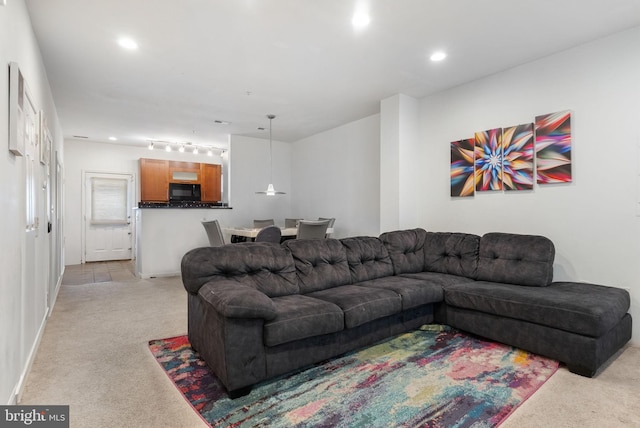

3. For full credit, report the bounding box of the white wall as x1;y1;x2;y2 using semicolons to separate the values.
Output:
292;115;381;238
380;95;420;233
1;0;64;404
413;27;640;344
228;135;292;229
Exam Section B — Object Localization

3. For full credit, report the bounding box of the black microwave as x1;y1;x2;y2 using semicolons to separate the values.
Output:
169;183;201;202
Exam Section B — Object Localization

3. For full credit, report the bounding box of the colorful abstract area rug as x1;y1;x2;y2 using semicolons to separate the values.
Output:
149;325;558;427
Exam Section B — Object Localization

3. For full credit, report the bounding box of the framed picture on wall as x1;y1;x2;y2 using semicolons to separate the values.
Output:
8;62;26;156
39;111;51;165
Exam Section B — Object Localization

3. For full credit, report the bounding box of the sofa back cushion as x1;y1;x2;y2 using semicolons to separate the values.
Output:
476;232;555;286
379;228;427;274
341;236;394;283
283;238;352;293
181;243;299;297
424;232;480;278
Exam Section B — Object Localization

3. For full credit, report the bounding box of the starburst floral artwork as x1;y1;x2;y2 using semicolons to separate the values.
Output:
535;110;572;184
502;123;534;191
450;138;475;197
474;128;503;191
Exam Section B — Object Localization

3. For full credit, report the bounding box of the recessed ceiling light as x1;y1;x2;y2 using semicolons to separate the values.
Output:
108;136;117;141
430;51;447;62
118;37;138;50
352;11;371;29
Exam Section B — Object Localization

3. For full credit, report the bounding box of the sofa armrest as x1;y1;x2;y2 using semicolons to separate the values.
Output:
198;280;277;320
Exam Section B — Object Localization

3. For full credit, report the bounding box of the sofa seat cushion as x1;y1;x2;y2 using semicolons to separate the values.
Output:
264;295;344;347
356;276;442;310
400;271;476;288
445;281;630;337
307;285;402;329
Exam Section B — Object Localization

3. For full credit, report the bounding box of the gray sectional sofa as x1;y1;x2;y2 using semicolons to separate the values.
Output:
181;228;632;397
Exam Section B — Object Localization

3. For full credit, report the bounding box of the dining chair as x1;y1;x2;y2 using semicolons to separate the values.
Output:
285;218;302;228
318;217;336;237
255;225;282;244
253;219;275;228
202;219;225;247
296;219;331;240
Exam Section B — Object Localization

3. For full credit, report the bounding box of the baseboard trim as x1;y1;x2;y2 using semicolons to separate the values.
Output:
15;313;48;404
138;271;180;279
48;270;64;318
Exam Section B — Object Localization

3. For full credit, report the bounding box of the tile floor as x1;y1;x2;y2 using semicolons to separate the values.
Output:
62;260;137;285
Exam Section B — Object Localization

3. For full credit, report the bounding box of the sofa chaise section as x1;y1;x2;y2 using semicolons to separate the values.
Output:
378;229;632;377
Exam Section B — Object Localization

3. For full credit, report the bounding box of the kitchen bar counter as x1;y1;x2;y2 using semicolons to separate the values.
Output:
224;227;334;238
134;207;235;278
138;201;232;209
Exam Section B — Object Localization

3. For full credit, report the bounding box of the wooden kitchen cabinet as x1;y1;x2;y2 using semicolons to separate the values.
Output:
140;158;169;202
140;158;222;203
201;163;222;202
169;161;200;182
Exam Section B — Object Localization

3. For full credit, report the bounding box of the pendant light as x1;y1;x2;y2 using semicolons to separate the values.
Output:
256;114;285;195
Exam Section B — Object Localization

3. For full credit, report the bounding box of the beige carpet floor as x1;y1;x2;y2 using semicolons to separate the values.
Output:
20;264;640;427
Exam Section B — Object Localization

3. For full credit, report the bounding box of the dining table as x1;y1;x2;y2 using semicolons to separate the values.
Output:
223;227;334;239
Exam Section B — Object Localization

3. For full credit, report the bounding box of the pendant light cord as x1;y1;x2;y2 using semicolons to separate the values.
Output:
267;114;276;184
269;115;273;183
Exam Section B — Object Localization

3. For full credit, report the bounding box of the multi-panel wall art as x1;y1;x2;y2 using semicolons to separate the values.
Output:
474;128;503;192
535;111;572;184
450;110;571;197
503;123;534;191
450;138;475;197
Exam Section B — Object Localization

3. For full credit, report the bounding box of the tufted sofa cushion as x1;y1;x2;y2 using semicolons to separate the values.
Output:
476;232;555;286
379;228;427;274
423;232;480;278
341;236;394;283
181;243;299;297
283;238;352;293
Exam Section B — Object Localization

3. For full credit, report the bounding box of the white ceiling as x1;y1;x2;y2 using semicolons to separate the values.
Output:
25;0;640;150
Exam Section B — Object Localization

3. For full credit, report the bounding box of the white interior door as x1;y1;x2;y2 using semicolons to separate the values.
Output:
84;172;134;262
50;153;63;308
22;81;40;366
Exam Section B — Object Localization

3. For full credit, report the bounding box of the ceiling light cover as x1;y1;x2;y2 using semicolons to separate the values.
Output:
118;37;138;50
352;12;370;29
430;51;447;62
